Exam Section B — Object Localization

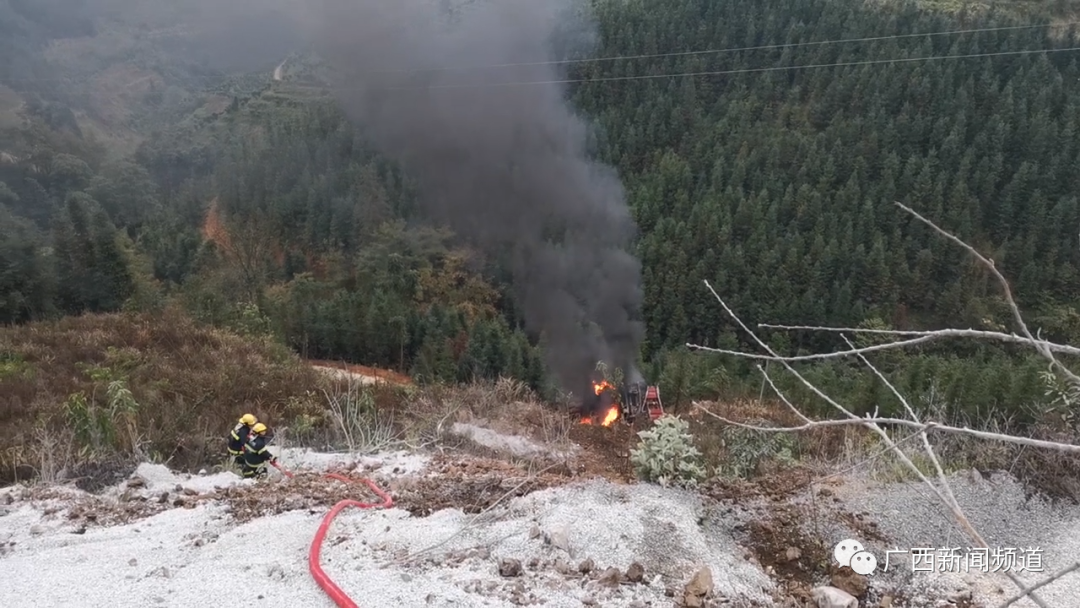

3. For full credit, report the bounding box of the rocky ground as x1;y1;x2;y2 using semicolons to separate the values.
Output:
1;419;1078;607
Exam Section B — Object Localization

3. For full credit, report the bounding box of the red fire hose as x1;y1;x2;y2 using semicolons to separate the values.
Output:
271;460;395;608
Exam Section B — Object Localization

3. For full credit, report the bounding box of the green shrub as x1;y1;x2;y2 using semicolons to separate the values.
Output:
721;425;797;478
630;415;706;488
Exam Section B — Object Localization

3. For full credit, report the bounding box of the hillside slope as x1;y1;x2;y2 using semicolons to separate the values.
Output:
0;310;327;485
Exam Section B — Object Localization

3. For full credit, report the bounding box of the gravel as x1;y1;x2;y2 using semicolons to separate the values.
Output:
0;451;773;608
8;436;1078;607
820;469;1080;606
274;447;431;476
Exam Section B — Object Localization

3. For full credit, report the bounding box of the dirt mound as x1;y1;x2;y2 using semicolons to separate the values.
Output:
217;454;574;522
390;454;573;516
566;419;645;481
9;482;216;529
219;472;380;522
67;459;140;494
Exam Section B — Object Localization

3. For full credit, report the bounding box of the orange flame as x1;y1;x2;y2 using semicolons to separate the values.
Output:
593;380;615;395
580;380;620;426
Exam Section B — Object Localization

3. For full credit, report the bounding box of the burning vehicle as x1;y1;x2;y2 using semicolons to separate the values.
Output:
579;376;664;427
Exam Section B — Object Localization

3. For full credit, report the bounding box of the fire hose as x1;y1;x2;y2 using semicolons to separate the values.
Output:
270;460;394;608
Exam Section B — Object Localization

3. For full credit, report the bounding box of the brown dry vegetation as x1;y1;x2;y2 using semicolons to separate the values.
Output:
0;308;328;485
690;394;1080;508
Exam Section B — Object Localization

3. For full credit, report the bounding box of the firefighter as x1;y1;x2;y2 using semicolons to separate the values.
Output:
241;423;277;479
227;413;258;467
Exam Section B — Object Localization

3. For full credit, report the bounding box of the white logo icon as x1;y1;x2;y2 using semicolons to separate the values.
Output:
849;550;878;575
833;538;864;568
834;538;878;575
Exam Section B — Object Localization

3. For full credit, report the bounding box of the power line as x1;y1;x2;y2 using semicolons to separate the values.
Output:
329;45;1080;91
2;20;1076;86
371;21;1080;74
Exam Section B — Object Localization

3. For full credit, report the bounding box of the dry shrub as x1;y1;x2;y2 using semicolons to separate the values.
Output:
689;398;845;478
1009;424;1080;502
382;377;575;454
0;308;328;484
692;397;1080;501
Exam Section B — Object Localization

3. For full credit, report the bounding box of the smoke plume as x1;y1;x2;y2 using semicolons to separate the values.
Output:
309;0;645;401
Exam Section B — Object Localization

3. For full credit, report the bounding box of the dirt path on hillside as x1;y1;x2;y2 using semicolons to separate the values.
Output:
308;359;413;386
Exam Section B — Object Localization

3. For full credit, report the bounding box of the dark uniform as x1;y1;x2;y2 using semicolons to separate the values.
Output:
227;421;253;467
241;433;275;479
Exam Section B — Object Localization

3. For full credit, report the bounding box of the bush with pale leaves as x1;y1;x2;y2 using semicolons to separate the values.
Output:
630;415;706;488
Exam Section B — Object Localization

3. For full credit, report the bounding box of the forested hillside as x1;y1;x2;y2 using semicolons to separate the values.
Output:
4;0;1080;424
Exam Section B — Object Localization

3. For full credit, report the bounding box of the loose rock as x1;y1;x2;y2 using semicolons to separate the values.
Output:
947;589;973;603
683;566;713;607
811;585;857;608
626;561;645;583
597;567;622;587
546;527;571;554
829;568;867;598
498;557;523;577
266;564;286;581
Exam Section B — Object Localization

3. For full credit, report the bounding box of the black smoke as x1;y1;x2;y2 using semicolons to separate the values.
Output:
308;0;645;403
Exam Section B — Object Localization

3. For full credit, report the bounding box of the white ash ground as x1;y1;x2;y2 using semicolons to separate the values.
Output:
0;450;772;608
450;422;579;460
4;426;1080;608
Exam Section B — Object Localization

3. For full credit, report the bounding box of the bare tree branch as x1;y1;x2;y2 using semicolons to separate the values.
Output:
695;409;1080;454
998;562;1080;607
687;200;1080;604
691;283;1055;606
897;201;1080;388
756;324;1080;358
684;201;1080;606
690;335;939;362
840;332;1013;592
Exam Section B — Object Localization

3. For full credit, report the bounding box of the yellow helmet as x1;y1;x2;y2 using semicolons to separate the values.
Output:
251;422;268;435
240;414;257;426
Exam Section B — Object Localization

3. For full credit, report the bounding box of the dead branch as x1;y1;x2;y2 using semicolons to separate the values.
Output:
841;332;1017;594
697;407;1080;454
693;334;939;362
897;201;1080;388
681;197;1080;605
691;284;1053;605
693;281;999;550
998;561;1080;607
757;324;1080;357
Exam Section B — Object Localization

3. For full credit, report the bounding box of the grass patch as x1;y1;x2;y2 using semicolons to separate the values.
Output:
0;308;328;485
